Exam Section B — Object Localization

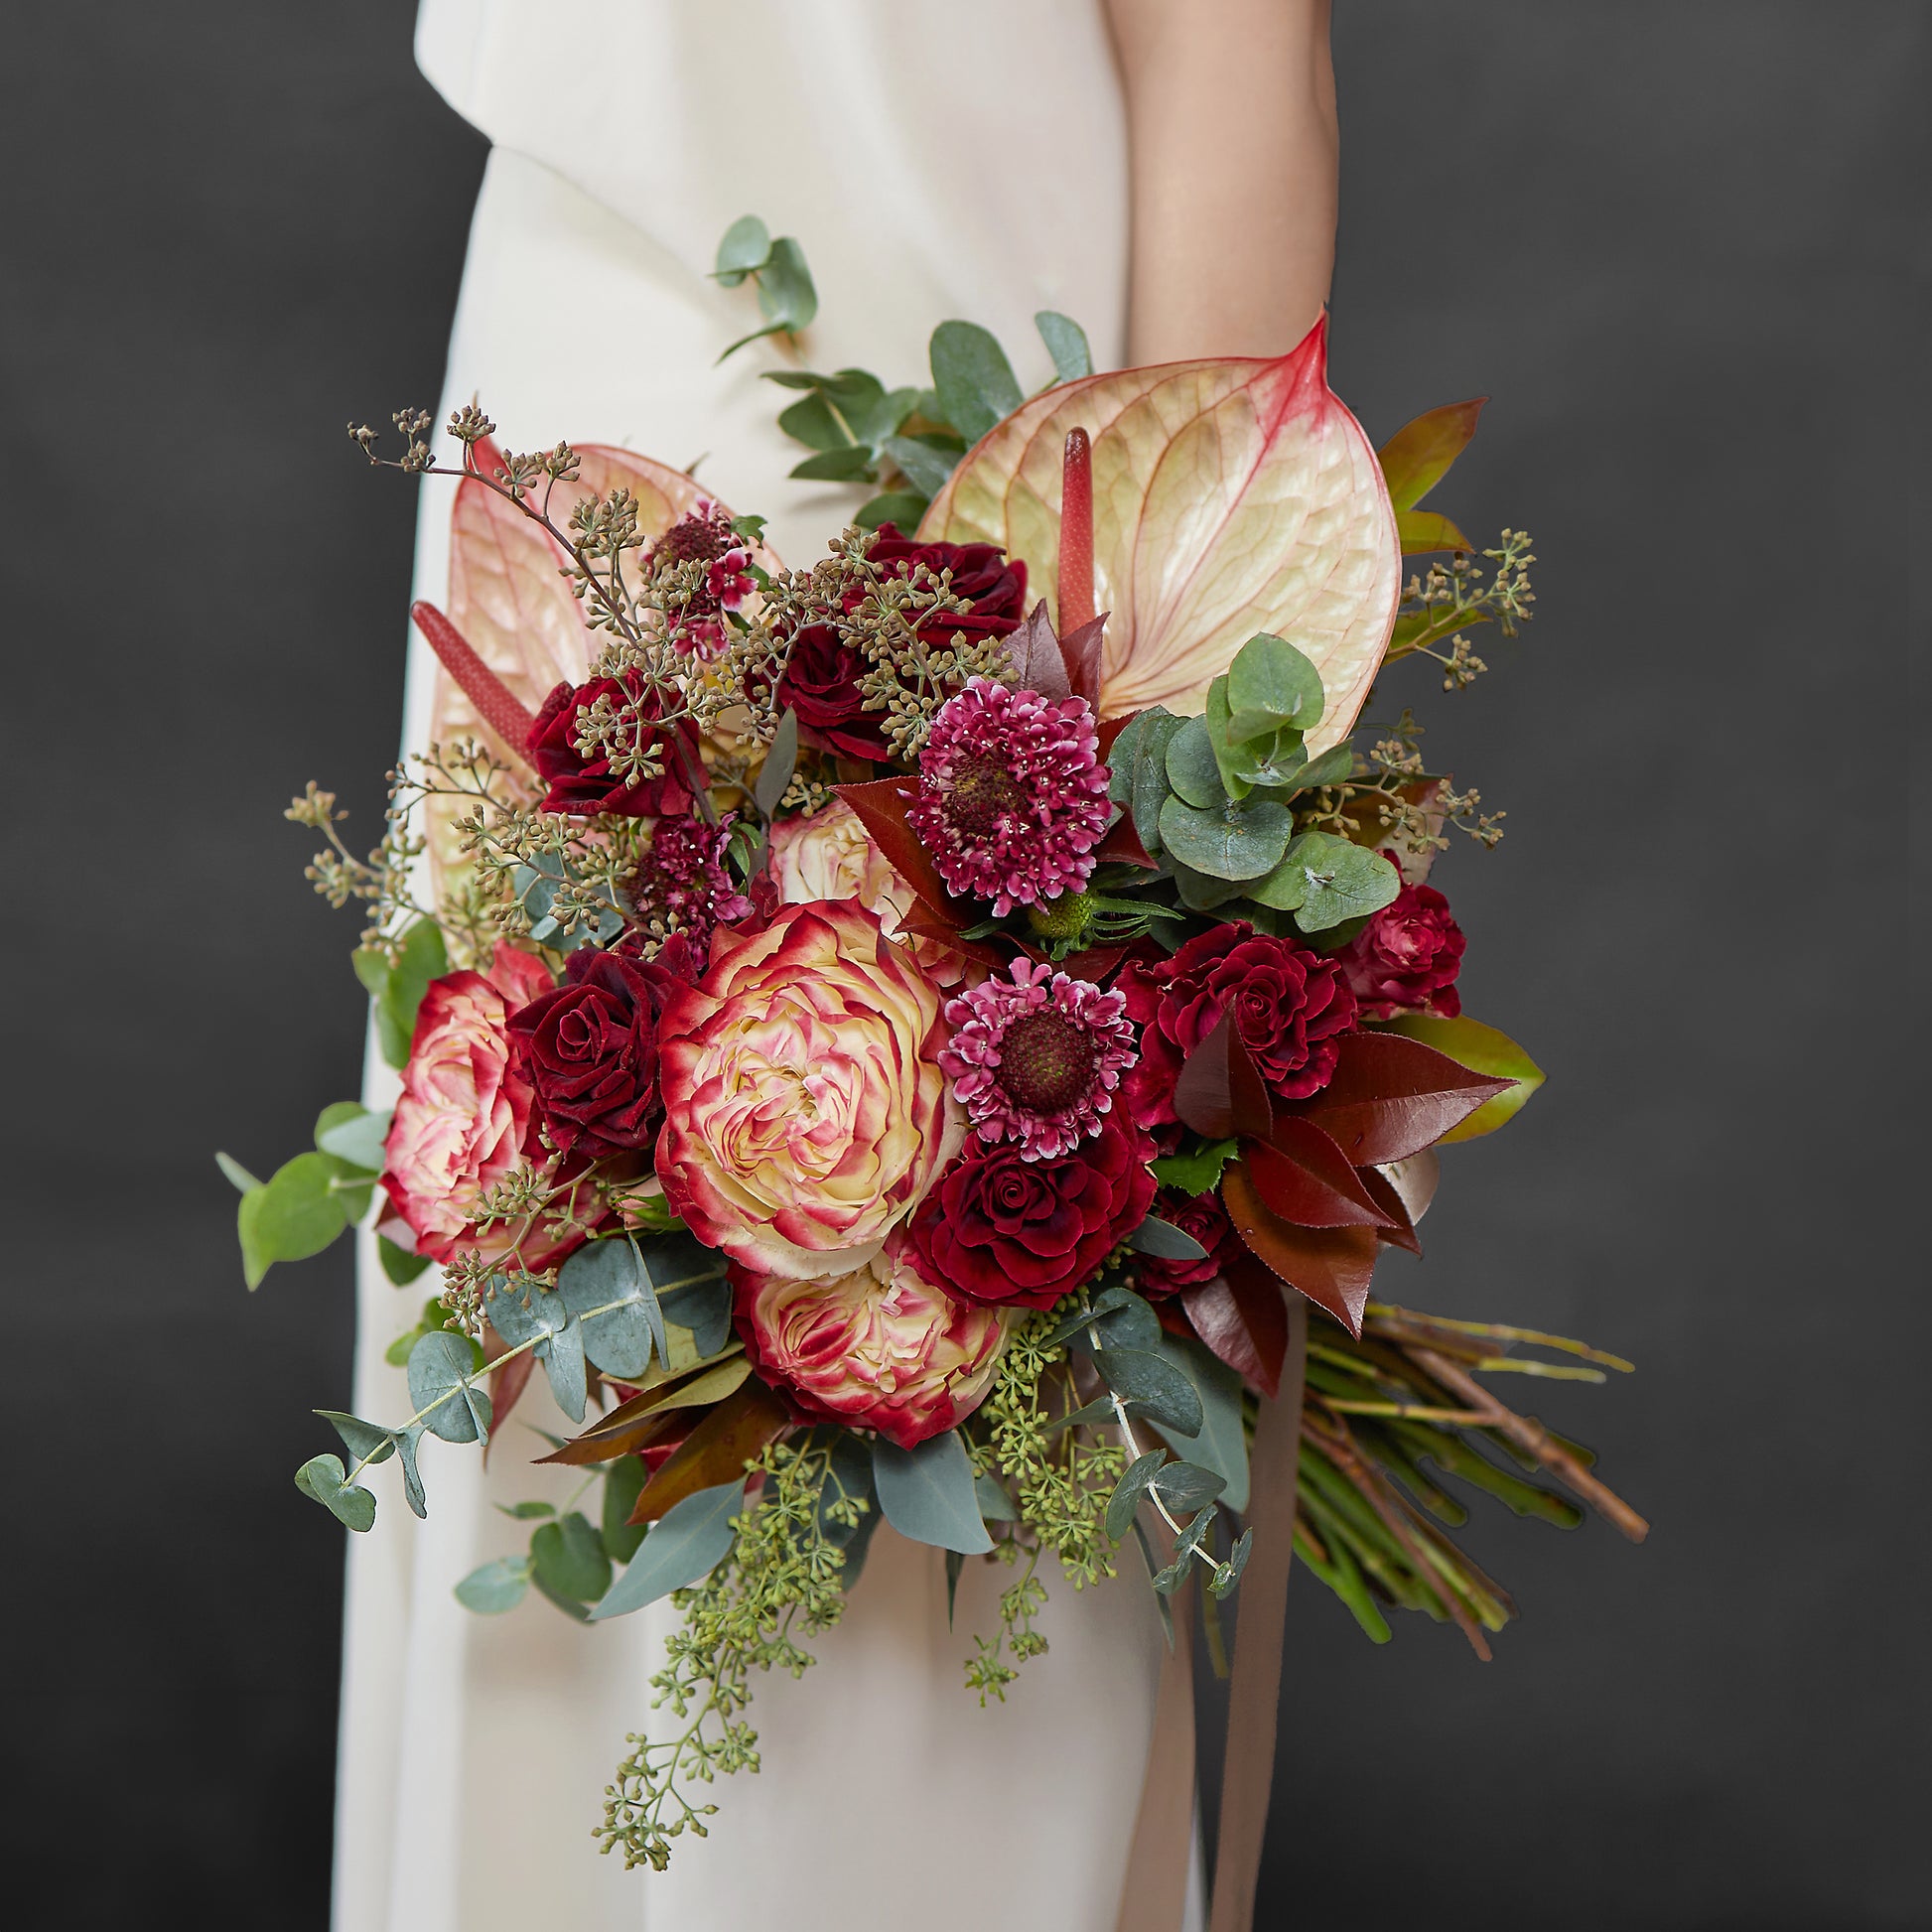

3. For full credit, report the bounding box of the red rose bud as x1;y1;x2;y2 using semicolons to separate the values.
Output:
1119;921;1358;1128
505;948;665;1160
1335;882;1466;1019
1134;1186;1234;1298
772;526;1027;759
905;1112;1155;1311
526;675;702;818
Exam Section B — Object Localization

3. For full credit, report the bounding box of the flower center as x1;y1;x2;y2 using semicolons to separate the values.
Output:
944;759;1028;835
996;1011;1095;1115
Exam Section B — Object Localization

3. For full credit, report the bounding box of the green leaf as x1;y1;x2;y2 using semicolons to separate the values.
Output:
776;390;854;452
1384;1014;1545;1144
315;1105;389;1173
455;1554;532;1614
1110;708;1182;856
558;1233;727;1382
1149;1333;1250;1512
483;1281;586;1423
1106;1449;1169;1541
1151;1461;1225;1513
602;1455;649;1565
239;1152;349;1288
1035;310;1093;382
315;1410;395;1469
496;1499;556;1520
1164;715;1227;810
591;1478;745;1620
214;1152;260;1194
1170;857;1250;912
1256;832;1400;933
1091;1348;1204;1437
1376;398;1484;512
712;213;771;286
975;1472;1019;1523
929;320;1024;443
789;444;879;483
1150;1139;1239;1197
1209;1527;1253;1599
881;433;961;498
754;710;799;819
378;1234;431;1287
354;921;448;1069
1157;795;1293;882
1090;1286;1163;1353
1125;1216;1210;1263
1203;675;1255;801
854;490;928;532
718;234;817;357
407;1330;491;1445
394;1425;428;1519
871;1429;993;1555
294;1453;375;1533
1225;633;1325;738
1267;741;1355;798
532;1510;614;1604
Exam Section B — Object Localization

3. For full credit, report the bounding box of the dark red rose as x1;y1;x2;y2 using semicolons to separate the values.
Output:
506;947;664;1159
1335;882;1465;1019
1135;1186;1233;1297
1120;922;1357;1128
905;1111;1155;1311
773;526;1027;761
527;675;701;818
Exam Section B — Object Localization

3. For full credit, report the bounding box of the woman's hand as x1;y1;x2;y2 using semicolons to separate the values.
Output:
1105;0;1337;362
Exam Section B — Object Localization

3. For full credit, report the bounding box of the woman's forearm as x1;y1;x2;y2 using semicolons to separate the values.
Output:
1105;0;1337;362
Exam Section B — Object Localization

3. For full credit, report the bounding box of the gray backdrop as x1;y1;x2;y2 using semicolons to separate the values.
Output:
1;4;1921;1926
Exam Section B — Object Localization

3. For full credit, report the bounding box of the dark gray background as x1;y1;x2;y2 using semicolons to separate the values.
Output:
1;4;1921;1926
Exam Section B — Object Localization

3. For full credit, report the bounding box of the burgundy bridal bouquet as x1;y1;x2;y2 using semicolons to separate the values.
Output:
224;218;1642;1903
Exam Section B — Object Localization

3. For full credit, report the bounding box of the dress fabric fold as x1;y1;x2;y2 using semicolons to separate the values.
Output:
335;7;1202;1929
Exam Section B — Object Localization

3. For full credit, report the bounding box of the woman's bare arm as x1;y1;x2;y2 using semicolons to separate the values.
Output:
1104;0;1337;362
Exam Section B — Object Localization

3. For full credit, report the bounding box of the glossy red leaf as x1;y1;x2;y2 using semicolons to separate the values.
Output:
1004;602;1074;702
1222;1162;1380;1337
1173;1012;1273;1142
1059;614;1107;711
1181;1258;1289;1399
1353;1162;1423;1256
627;1379;790;1525
1095;810;1157;868
1247;1119;1397;1229
1296;1033;1513;1167
1373;1148;1440;1227
832;776;961;925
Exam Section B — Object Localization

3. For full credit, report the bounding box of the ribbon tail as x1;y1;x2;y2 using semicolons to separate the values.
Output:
1208;1295;1309;1932
1115;1557;1197;1932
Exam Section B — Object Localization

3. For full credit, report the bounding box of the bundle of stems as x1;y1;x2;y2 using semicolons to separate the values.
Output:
1291;1303;1648;1656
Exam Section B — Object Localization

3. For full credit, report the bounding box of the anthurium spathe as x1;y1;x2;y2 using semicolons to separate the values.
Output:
915;318;1400;750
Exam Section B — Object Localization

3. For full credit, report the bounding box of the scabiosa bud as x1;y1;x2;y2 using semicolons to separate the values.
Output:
939;957;1138;1161
623;811;753;955
908;677;1111;916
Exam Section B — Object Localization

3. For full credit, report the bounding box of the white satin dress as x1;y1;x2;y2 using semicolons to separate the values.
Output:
336;8;1200;1929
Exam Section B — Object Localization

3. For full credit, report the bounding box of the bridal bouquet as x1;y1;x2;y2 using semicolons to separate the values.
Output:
225;218;1642;1887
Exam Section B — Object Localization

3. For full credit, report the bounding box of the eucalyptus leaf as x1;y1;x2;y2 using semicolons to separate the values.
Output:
1157;795;1293;881
1169;857;1250;912
1116;708;1183;855
871;1429;993;1555
1149;1333;1250;1513
214;1152;260;1194
754;709;800;818
1035;310;1094;382
975;1472;1020;1523
790;444;878;483
882;433;961;497
1105;1449;1169;1541
378;1233;430;1286
316;1107;389;1173
455;1555;532;1614
712;213;771;286
1209;1527;1254;1599
1151;1461;1226;1513
1270;741;1356;797
1091;1348;1205;1437
591;1478;746;1620
1091;1288;1162;1354
1259;832;1402;933
394;1424;428;1519
353;920;447;1069
497;1499;557;1521
1125;1216;1211;1263
483;1279;586;1423
295;1453;376;1533
532;1510;614;1605
756;236;816;333
407;1330;491;1445
777;391;853;452
602;1454;648;1566
315;1410;395;1469
1164;715;1227;810
239;1153;349;1288
855;490;928;532
1226;632;1325;736
929;320;1023;443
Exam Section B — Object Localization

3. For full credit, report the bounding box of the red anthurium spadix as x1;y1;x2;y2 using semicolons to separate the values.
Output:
916;317;1400;749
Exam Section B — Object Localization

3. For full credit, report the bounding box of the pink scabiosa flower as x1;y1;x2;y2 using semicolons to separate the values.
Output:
624;811;753;955
907;677;1110;916
939;957;1138;1161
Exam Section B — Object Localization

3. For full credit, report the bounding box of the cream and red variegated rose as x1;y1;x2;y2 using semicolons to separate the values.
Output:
378;941;557;1264
767;798;966;987
731;1233;1012;1448
654;899;964;1277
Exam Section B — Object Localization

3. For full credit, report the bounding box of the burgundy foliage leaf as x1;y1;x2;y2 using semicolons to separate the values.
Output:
1180;1256;1289;1398
1173;1011;1274;1142
1247;1119;1398;1229
1293;1032;1512;1166
1221;1162;1380;1338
